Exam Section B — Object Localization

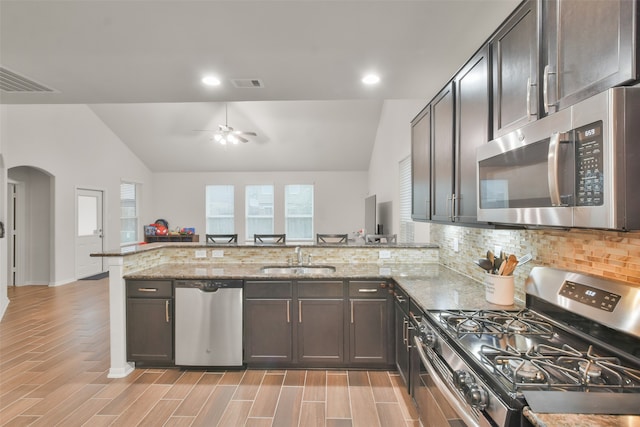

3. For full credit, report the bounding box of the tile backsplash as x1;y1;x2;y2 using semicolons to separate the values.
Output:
431;223;640;301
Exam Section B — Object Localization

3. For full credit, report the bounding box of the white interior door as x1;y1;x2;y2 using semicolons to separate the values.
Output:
76;189;104;278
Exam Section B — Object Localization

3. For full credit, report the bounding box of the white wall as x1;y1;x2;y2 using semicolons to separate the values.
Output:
1;104;154;286
152;171;368;243
367;99;432;242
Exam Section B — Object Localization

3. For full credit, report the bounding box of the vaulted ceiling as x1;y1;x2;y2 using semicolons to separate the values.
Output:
0;0;519;172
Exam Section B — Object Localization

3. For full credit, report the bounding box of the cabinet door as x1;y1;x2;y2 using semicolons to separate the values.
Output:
394;303;410;390
349;298;389;364
430;82;455;222
492;0;539;137
411;105;432;221
126;298;173;364
455;45;491;224
297;299;344;364
244;298;293;363
543;0;637;113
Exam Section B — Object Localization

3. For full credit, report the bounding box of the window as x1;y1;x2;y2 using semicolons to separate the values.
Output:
206;185;235;234
120;182;138;245
285;184;314;240
399;156;414;243
246;185;274;238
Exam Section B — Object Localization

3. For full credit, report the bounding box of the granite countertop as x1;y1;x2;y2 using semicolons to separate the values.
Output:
96;241;439;257
523;407;640;427
125;262;524;312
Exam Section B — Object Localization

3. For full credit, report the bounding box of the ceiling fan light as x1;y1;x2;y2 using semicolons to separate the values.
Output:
213;134;223;142
227;134;238;144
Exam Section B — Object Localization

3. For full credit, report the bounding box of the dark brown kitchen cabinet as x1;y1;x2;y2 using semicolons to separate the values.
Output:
394;284;411;390
244;281;293;364
126;280;173;366
542;0;638;114
348;281;393;366
411;105;432;221
492;0;539;137
430;82;455;222
454;44;491;224
431;45;490;224
297;281;345;364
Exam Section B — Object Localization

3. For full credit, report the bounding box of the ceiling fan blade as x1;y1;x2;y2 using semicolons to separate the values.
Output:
232;131;257;136
236;135;249;143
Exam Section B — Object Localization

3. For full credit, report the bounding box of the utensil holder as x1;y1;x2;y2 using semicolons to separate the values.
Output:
484;273;515;305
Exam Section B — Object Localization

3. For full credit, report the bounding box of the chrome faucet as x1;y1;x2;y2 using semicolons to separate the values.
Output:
295;246;303;265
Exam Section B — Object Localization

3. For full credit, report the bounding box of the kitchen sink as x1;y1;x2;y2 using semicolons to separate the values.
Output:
260;265;336;275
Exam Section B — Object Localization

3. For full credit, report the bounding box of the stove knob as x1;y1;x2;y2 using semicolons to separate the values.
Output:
453;370;471;388
465;384;489;410
420;329;437;348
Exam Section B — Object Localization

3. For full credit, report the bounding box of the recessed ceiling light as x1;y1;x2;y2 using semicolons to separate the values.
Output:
202;76;221;86
362;74;380;85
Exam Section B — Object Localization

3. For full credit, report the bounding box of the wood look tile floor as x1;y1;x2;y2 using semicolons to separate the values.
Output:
0;279;419;426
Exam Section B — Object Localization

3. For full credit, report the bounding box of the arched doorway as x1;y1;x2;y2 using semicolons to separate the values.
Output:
7;166;54;286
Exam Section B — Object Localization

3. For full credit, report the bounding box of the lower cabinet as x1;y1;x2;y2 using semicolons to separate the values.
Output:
349;281;394;366
126;280;174;366
244;281;293;364
243;279;393;368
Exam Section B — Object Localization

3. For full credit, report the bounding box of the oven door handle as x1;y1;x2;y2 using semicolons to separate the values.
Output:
413;336;481;427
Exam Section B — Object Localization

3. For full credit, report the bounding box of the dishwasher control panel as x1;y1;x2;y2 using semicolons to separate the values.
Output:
175;279;243;292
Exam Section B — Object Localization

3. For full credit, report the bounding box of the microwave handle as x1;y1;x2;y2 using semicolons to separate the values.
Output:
548;132;569;206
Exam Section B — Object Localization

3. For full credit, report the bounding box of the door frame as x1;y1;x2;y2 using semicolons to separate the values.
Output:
75;187;106;278
7;180;25;286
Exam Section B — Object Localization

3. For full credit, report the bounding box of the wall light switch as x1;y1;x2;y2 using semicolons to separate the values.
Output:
379;250;391;259
211;250;224;258
195;249;207;258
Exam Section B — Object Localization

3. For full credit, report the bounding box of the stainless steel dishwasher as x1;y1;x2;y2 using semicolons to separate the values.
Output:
174;279;243;367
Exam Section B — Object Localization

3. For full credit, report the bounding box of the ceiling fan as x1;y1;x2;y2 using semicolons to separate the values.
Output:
195;104;257;145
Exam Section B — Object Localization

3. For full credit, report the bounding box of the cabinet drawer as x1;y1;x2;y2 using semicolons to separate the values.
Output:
349;281;390;298
245;281;293;298
126;280;173;298
298;281;344;298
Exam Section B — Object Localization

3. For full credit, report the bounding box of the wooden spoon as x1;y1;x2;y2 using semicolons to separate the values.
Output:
487;250;495;272
502;254;518;276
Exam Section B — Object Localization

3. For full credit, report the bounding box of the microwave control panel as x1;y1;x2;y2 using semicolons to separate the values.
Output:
575;121;604;206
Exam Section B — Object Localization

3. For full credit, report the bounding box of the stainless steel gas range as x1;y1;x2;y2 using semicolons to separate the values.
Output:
412;267;640;427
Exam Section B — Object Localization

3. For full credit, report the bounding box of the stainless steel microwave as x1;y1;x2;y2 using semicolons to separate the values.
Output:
477;87;640;230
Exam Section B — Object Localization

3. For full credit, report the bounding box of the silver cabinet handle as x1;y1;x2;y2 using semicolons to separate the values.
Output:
165;300;170;323
526;77;537;119
350;301;354;324
394;294;405;303
298;300;302;323
543;64;556;114
137;288;158;292
286;300;290;323
451;193;457;221
402;319;408;344
358;289;378;293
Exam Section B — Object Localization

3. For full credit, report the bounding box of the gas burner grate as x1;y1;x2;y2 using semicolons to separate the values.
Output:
438;309;554;339
481;343;640;392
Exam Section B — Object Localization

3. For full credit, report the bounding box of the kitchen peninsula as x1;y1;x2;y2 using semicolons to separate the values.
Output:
94;241;521;378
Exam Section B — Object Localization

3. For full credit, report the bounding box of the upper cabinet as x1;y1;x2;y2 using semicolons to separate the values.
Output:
411;105;431;221
542;0;638;114
454;45;491;224
430;82;455;222
492;0;539;137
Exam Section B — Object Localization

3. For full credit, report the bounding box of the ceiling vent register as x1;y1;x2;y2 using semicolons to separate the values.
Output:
0;67;56;93
231;78;264;88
